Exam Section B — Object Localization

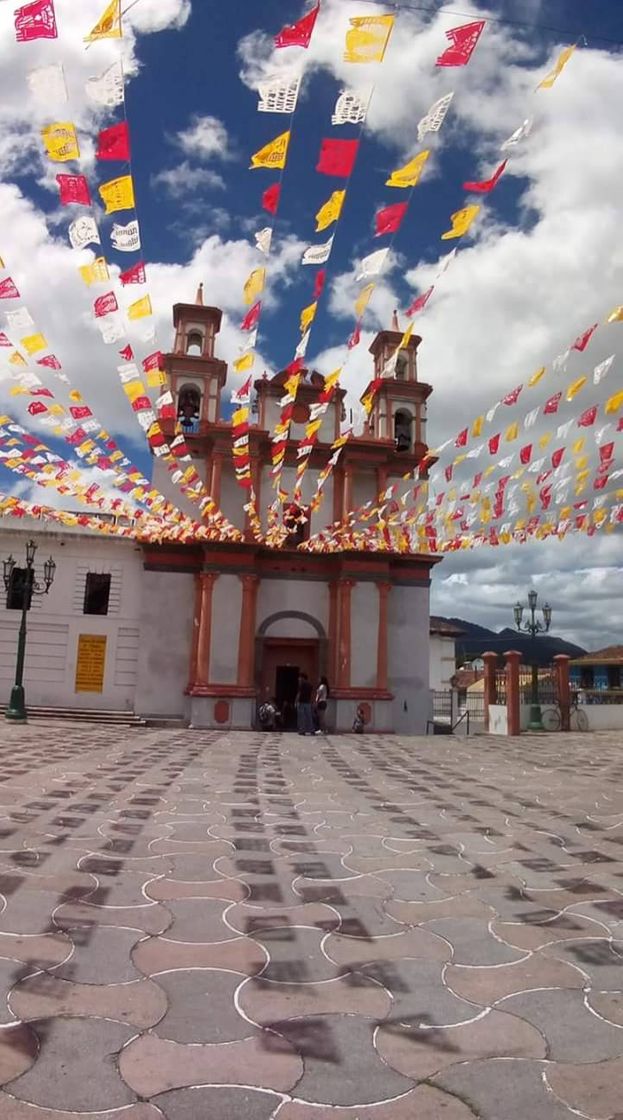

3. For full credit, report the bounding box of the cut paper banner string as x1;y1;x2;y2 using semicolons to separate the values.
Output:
257;73;302;114
250;131;291;170
463;160;507;193
436;20;486;67
14;0;57;43
538;44;576;90
343;14;395;64
417;92;454;142
332;88;371;126
316;138;359;177
274;3;320;49
386;150;430;189
85;0;122;43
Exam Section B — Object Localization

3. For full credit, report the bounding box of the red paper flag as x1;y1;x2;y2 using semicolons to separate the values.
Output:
0;278;20;300
519;443;532;464
142;351;162;371
444;464;453;482
241;301;262;331
27;401;48;416
551;447;565;468
30;387;53;398
313;269;326;299
463;160;507;194
617;417;623;432
502;384;522;405
120;261;146;286
57;174;91;206
406;286;433;316
599;441;614;464
65;428;87;446
316;138;359;177
0;332;11;347
36;354;62;370
96;122;130;162
455;428;468;447
93;292;118;317
70;405;93;420
436;19;486;67
488;433;501;455
275;3;319;48
374;201;408;237
14;0;57;42
577;405;597;427
262;183;281;214
120;344;134;361
543;391;562;414
347;321;361;350
131;395;152;413
572;323;598;352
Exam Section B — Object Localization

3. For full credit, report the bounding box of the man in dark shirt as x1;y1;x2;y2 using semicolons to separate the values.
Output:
296;672;314;735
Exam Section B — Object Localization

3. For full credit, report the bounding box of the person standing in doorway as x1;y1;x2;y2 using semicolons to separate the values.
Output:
296;672;314;735
314;675;330;735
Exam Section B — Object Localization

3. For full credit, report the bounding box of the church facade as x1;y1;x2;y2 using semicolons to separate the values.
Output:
135;291;440;733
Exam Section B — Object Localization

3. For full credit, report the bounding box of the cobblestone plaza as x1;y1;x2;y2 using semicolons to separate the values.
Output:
0;725;621;1118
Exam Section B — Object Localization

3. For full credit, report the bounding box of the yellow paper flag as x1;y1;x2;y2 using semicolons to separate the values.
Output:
605;389;623;414
41;122;80;163
79;257;110;286
572;437;586;455
300;301;317;334
99;175;135;215
316;190;345;232
21;333;47;355
146;369;168;389
233;352;255;373
607;305;623;323
354;283;375;319
127;296;152;321
471;415;484;437
250;131;290;170
386;150;430;189
538;45;576;90
539;431;552;449
243;268;266;306
344;14;395;63
528;366;546;387
324;369;341;392
566;376;587;401
85;0;122;42
399;322;414;349
505;421;519;441
441;205;480;240
124;380;146;403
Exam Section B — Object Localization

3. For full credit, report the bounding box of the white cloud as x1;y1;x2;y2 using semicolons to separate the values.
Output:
174;114;232;162
152;161;226;195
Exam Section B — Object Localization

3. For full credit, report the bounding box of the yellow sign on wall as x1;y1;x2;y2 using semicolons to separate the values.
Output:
75;634;107;694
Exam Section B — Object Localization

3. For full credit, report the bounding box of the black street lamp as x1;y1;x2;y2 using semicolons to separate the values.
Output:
2;539;56;723
514;588;552;731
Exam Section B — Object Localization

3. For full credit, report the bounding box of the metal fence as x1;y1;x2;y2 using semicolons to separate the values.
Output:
494;668;507;704
518;665;558;705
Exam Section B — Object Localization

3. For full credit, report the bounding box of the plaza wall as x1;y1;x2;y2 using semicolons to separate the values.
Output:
134;569;194;719
0;522;143;712
388;583;431;734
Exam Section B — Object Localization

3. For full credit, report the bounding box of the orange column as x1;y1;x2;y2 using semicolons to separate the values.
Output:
333;468;345;523
554;654;571;731
337;579;354;689
194;572;218;686
210;452;223;506
376;466;389;498
482;650;498;733
505;650;522;736
376;582;391;691
188;575;203;688
237;574;260;688
343;467;354;520
328;580;339;687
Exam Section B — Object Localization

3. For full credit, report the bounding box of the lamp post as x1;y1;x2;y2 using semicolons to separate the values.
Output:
513;588;552;731
2;539;56;723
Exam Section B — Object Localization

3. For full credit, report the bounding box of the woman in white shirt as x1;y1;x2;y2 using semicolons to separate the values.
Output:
314;676;329;734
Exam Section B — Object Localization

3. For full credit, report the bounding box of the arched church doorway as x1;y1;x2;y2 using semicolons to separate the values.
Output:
256;611;327;730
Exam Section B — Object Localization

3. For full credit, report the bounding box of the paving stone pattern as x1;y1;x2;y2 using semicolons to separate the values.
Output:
0;724;621;1118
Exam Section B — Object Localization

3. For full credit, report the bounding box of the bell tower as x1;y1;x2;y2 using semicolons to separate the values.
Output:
363;310;432;457
164;284;228;431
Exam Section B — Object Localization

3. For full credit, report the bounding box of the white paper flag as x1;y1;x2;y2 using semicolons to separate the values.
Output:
240;328;258;351
111;220;141;253
68;216;101;250
331;88;371;125
137;323;156;343
556;419;574;439
594;424;613;446
117;363;140;383
302;235;334;265
27;63;67;106
6;308;34;333
436;248;457;276
552;349;570;373
593;354;614;384
255;227;273;254
501;118;533;151
355;247;389;281
257;73;301;114
295;329;311;358
417;92;454;143
96;315;124;344
486;402;500;423
86;61;125;108
523;407;540;429
136;410;156;431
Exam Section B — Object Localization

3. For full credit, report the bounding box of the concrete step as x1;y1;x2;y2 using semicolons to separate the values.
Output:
1;705;146;727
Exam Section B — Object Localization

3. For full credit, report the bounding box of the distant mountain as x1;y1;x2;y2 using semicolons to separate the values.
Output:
442;617;586;667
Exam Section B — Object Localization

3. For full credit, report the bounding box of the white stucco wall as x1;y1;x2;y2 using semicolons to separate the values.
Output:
430;633;457;691
134;569;194;717
210;574;242;683
0;522;143;711
489;704;509;735
257;579;328;636
351;582;378;688
387;582;431;734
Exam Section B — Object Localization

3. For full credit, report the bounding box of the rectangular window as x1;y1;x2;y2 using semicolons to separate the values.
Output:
6;568;33;611
83;572;111;616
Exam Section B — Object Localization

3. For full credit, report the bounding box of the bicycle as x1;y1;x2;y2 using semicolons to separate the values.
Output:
541;695;589;732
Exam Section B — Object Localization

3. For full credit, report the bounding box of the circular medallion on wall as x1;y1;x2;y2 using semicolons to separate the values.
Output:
214;700;230;725
292;402;310;424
